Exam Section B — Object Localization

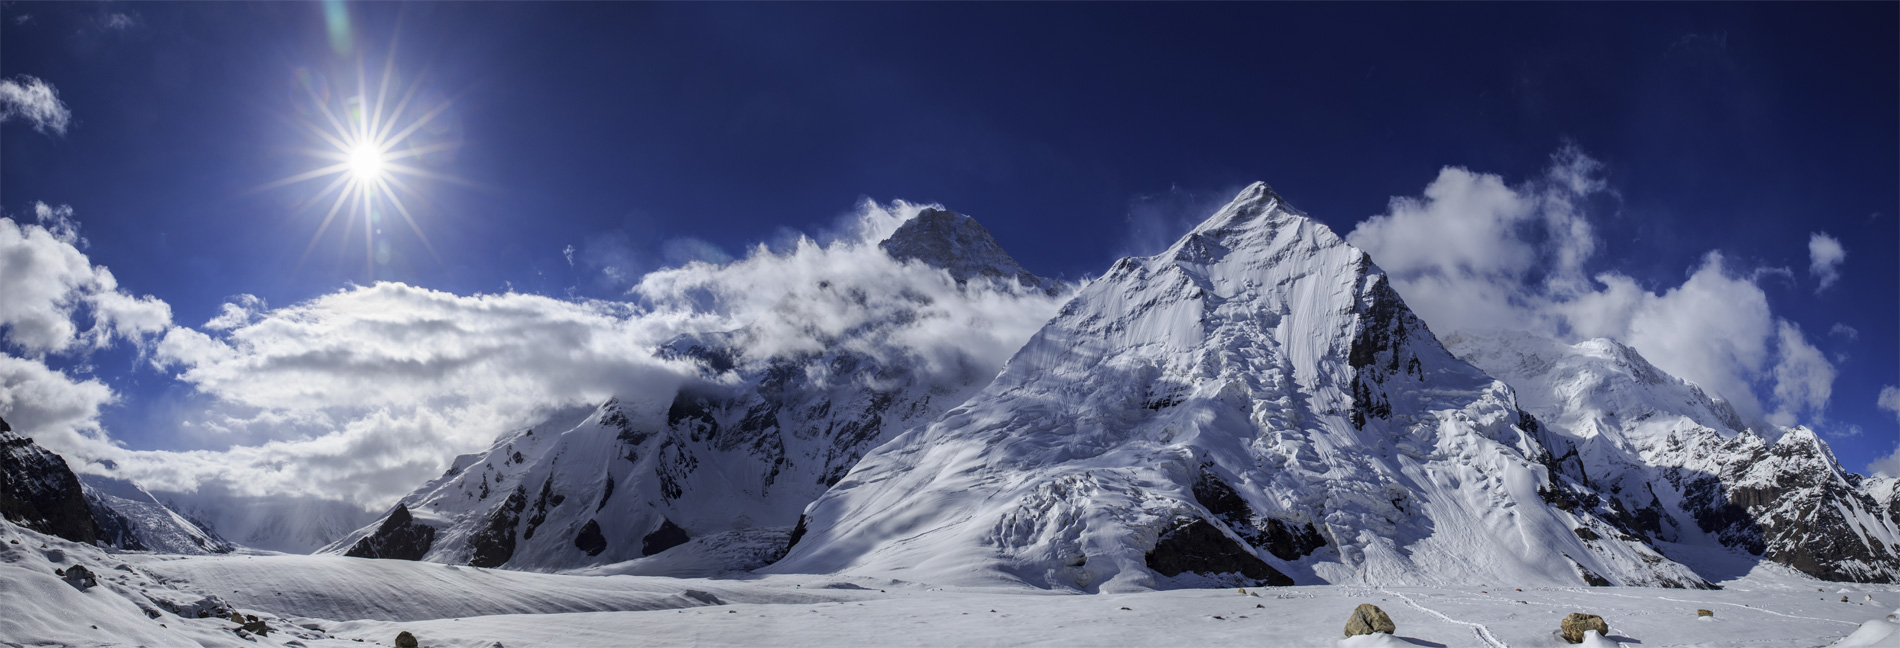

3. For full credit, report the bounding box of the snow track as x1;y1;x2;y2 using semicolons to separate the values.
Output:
1605;591;1860;627
1382;588;1507;648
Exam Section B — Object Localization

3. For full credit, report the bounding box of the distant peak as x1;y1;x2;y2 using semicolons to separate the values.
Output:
879;207;1058;293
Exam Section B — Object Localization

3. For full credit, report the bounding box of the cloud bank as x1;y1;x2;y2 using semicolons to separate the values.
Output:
1;201;1069;515
0;75;73;135
1347;145;1836;431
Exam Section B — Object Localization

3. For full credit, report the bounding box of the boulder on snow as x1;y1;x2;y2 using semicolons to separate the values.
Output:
1696;609;1713;617
396;630;420;648
1344;603;1396;637
1561;613;1610;644
60;564;97;590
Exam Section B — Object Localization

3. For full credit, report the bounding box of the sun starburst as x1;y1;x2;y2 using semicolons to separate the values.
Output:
261;47;467;277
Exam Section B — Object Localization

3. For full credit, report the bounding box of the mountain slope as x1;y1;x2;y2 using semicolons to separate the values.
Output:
323;209;1068;572
1;416;230;555
769;182;1707;592
2;416;104;546
1446;330;1900;583
80;475;232;555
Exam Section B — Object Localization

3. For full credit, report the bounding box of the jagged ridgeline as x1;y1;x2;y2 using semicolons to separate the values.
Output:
322;207;1069;572
321;185;1900;590
768;183;1721;591
1447;331;1900;583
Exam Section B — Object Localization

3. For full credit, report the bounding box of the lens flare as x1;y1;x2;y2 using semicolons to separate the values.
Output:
261;46;468;278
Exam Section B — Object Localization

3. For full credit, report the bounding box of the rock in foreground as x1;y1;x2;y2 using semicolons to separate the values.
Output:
1561;613;1610;643
1344;603;1396;636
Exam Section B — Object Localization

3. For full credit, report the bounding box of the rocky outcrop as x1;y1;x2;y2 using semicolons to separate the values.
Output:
1144;518;1293;586
1;417;101;545
344;503;436;561
641;517;689;556
573;519;607;556
467;488;526;568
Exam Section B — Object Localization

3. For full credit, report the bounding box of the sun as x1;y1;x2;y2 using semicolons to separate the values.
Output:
346;141;386;181
260;51;467;276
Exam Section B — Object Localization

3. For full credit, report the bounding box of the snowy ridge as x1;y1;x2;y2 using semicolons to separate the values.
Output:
771;182;1706;591
323;209;1069;573
1447;330;1900;583
81;474;232;555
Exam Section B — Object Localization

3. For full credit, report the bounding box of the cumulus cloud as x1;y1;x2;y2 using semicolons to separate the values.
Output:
1348;146;1834;429
1767;321;1833;427
0;75;72;135
1809;232;1845;291
0;353;115;453
5;200;1073;510
0;205;172;355
1830;323;1859;341
1871;387;1900;476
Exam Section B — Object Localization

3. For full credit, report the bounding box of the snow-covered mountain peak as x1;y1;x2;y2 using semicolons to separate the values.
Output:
1448;329;1900;583
878;207;1056;293
774;184;1707;592
1182;181;1285;233
1443;329;1748;444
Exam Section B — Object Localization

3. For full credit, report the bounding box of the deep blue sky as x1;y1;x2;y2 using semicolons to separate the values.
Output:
3;3;1896;469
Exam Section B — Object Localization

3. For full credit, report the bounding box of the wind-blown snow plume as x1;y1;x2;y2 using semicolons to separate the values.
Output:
1346;146;1834;429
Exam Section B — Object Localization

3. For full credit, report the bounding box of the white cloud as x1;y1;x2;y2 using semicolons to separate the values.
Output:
0;75;72;136
1872;387;1900;477
1767;320;1834;426
19;199;1064;509
0;353;116;456
1809;232;1845;291
0;206;172;355
1830;323;1859;341
1347;147;1834;429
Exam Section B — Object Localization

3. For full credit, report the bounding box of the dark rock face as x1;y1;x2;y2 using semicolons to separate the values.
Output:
468;488;526;568
783;514;810;553
345;503;437;561
573;519;607;556
641;517;689;556
1191;470;1327;561
1346;271;1427;430
1;417;101;545
1144;518;1293;586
